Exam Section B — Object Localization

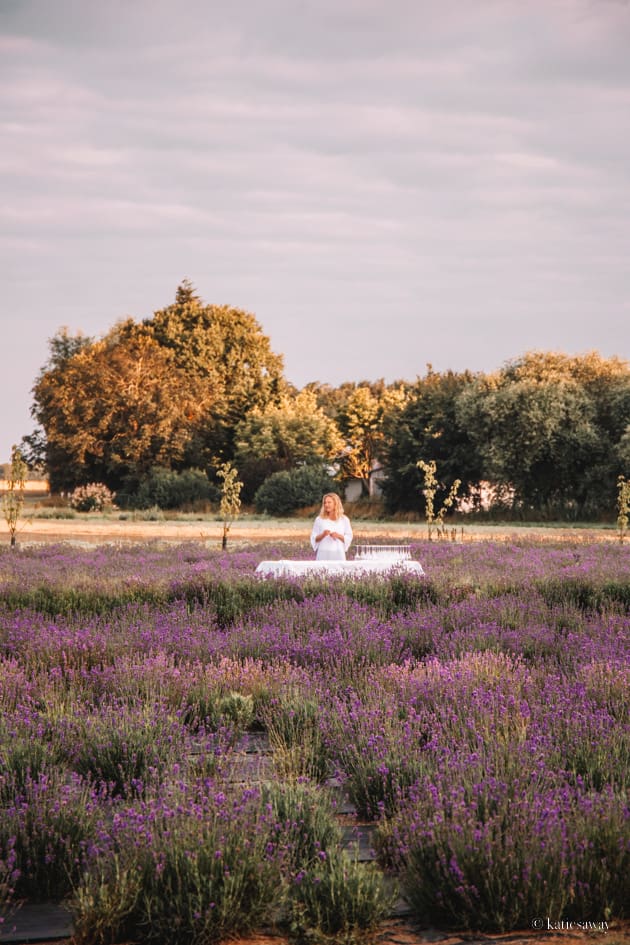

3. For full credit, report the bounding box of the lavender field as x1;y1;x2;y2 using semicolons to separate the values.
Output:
0;539;629;944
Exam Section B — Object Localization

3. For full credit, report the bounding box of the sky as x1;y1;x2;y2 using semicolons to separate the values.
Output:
2;0;630;463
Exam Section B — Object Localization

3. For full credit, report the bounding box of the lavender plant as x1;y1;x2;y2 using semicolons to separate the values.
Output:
0;841;18;916
0;538;628;937
72;784;285;945
262;693;330;782
288;849;396;945
262;780;341;873
0;772;105;900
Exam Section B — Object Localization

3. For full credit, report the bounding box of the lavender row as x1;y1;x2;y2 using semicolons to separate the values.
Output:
2;590;627;672
1;540;629;618
1;540;629;937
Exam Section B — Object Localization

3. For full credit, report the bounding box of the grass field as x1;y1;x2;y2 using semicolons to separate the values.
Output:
2;500;621;550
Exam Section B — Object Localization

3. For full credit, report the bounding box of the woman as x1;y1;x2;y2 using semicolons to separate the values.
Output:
310;493;353;561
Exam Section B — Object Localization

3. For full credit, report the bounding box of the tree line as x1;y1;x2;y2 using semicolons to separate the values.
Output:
22;282;630;520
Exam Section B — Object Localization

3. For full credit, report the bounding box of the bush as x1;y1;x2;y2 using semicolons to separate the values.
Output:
262;780;341;873
128;467;218;510
288;850;396;944
69;483;115;512
381;777;630;932
1;774;101;901
262;695;330;782
254;466;337;516
71;786;284;945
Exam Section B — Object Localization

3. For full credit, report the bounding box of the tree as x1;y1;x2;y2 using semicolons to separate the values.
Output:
381;369;482;514
2;445;28;547
456;351;628;517
417;459;461;539
217;462;243;550
140;282;286;463
234;389;343;501
30;285;286;492
337;384;408;496
25;327;94;476
32;324;207;493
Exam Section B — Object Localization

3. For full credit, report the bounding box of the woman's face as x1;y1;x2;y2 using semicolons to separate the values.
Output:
323;495;335;516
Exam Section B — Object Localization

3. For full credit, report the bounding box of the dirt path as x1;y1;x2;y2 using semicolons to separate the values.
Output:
17;917;630;945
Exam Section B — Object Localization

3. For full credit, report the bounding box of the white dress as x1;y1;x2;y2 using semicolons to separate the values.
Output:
310;514;353;561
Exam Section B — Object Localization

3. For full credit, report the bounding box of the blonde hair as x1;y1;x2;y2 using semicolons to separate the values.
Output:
320;492;344;520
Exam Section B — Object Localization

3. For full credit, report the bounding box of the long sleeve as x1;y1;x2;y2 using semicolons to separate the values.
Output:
310;516;321;553
342;515;353;552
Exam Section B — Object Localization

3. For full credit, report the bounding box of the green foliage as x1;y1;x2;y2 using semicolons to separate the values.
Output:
235;389;343;500
72;791;283;945
262;780;341;872
182;689;254;734
391;784;629;932
617;475;630;542
64;706;180;798
337;384;408;497
382;369;481;514
1;774;100;901
288;850;396;945
0;733;55;804
31;325;206;492
146;280;286;463
456;351;630;518
128;467;217;510
254;465;337;516
535;577;630;614
217;461;243;549
262;695;330;782
2;445;27;547
0;843;17;913
30;283;285;492
417;459;461;539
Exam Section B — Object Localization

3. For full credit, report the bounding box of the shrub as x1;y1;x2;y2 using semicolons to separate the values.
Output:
181;688;255;735
69;483;115;512
262;694;330;782
1;773;102;901
129;467;218;510
288;849;396;944
60;704;183;799
71;786;284;945
254;466;337;516
0;842;18;914
0;734;55;803
381;777;630;932
262;780;341;873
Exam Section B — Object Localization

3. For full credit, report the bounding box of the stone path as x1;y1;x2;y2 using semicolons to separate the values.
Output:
0;904;73;943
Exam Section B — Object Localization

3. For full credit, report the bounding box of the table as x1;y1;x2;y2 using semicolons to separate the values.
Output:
255;559;425;578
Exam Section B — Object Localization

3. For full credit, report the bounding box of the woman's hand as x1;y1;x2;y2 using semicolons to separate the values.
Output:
316;528;343;542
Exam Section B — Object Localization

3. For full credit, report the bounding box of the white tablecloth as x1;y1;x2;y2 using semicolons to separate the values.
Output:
255;559;424;578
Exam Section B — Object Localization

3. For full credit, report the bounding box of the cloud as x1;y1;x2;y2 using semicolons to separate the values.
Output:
0;0;629;458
